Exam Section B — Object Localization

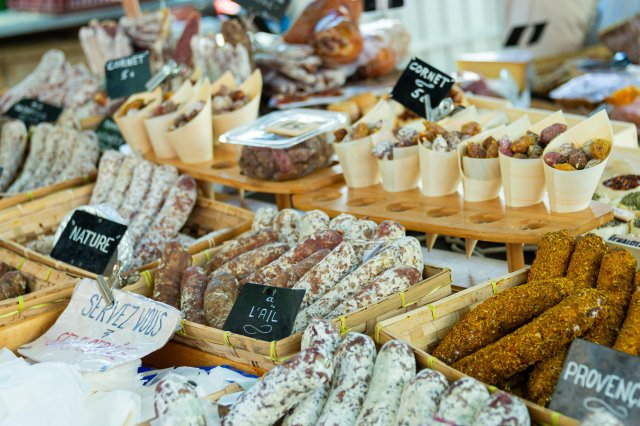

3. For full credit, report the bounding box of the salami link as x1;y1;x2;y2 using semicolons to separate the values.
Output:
395;369;449;426
269;249;330;288
43;127;78;186
299;209;330;241
90;150;125;205
355;340;416;426
0;120;28;191
328;266;422;319
435;377;490;426
215;242;290;285
7;122;52;193
152;240;190;308
301;318;341;355
245;230;343;287
317;333;376;426
106;155;142;211
204;229;279;275
154;374;200;417
275;209;301;246
343;220;377;240
388;236;424;272
473;390;530;426
24;125;59;191
126;164;178;245
293;240;359;308
203;272;239;329
134;174;198;266
0;271;29;301
283;385;329;426
375;220;405;240
180;266;207;325
58;130;100;182
223;348;333;426
118;160;154;222
251;207;277;232
329;213;357;235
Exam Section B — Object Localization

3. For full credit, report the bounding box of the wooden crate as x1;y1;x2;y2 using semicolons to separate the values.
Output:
123;250;453;371
376;268;580;426
0;183;254;278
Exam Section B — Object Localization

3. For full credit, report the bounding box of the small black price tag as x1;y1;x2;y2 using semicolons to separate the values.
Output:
50;210;128;275
105;51;152;99
391;57;455;119
223;283;305;341
4;98;62;126
549;339;640;424
234;0;291;22
95;117;125;151
364;0;404;11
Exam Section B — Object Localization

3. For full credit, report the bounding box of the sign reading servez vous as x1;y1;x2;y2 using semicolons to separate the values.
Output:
549;339;640;424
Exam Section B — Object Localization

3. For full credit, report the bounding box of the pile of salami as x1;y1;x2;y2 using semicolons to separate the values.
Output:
89;150;197;267
0;120;100;194
151;207;425;333
223;319;531;426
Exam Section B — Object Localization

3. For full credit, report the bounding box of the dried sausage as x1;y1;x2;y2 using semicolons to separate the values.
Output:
106;155;142;211
329;213;357;235
152;240;190;309
43;127;79;186
216;242;290;285
180;266;207;325
375;220;405;240
203;272;239;329
301;318;341;356
0;120;28;191
0;271;29;301
299;209;330;241
343;219;377;240
252;207;277;232
396;369;449;426
204;229;279;275
118;160;154;222
275;209;301;245
7;122;52;193
58;130;100;182
472;390;530;426
435;377;490;426
90;150;125;205
268;249;330;288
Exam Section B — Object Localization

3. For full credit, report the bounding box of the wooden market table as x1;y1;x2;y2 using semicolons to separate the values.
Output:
146;146;344;209
293;183;613;272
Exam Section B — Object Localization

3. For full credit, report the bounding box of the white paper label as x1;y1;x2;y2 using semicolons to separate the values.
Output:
19;279;182;372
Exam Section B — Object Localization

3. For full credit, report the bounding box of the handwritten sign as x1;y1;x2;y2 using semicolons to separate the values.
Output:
95;117;125;151
364;0;404;11
234;0;291;22
391;57;455;118
549;339;640;424
105;51;151;99
4;98;62;126
50;210;127;275
223;283;305;341
18;279;182;372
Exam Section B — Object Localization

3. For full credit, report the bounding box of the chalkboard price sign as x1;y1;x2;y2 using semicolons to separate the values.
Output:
234;0;291;22
549;339;640;424
50;210;128;275
105;51;151;99
391;57;454;119
4;98;62;126
95;117;125;151
223;283;305;341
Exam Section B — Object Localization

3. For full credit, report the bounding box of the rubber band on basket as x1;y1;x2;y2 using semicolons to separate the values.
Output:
490;280;498;295
16;258;24;270
142;271;153;289
17;296;24;313
177;319;187;336
223;331;233;348
426;355;434;369
339;316;352;335
428;304;437;320
398;291;418;308
487;385;497;393
266;341;279;363
374;322;384;343
44;267;53;281
83;174;90;183
551;411;560;426
203;250;212;262
26;192;33;202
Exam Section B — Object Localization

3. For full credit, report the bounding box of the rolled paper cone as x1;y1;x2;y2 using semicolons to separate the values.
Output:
357;99;394;125
144;81;194;159
530;110;566;134
542;110;613;213
419;142;460;197
477;110;509;130
190;66;202;84
335;136;380;188
439;105;478;131
465;239;478;258
377;145;419;192
212;70;262;143
458;126;505;202
426;233;438;251
114;88;162;154
168;79;214;164
210;71;237;93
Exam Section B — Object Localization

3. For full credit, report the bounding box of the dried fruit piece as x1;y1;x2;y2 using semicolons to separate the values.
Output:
589;138;611;160
467;142;486;158
422;121;446;141
499;136;513;157
539;123;567;146
461;121;481;136
511;133;536;154
527;144;543;158
568;149;588;170
553;163;576;171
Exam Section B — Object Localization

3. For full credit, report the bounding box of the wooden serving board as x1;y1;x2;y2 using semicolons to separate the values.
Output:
293;183;613;272
146;146;345;209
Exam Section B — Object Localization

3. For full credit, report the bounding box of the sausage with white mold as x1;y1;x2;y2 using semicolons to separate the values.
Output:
299;209;330;241
435;377;490;426
252;207;277;232
395;369;449;426
90;150;125;205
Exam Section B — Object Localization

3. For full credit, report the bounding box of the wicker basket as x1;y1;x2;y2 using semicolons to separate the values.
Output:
0;183;254;278
376;268;580;426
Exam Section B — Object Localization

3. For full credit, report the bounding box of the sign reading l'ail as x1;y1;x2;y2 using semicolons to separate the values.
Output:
549;339;640;424
223;283;305;341
391;57;454;118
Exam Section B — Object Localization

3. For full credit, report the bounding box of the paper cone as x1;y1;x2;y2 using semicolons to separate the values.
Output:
477;110;509;130
530;110;566;134
212;70;263;144
439;106;478;131
378;145;419;192
144;81;195;159
114;88;162;154
543;109;613;213
167;79;214;164
335;137;380;188
419;143;460;197
458;125;506;202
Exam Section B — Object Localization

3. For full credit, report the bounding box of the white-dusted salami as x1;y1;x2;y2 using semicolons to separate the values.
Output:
252;206;277;232
134;174;197;266
435;377;490;426
0;120;28;191
106;154;141;210
329;213;357;234
395;369;449;426
344;219;377;240
299;209;330;241
473;390;530;426
204;229;279;274
301;318;341;356
283;385;329;426
118;160;154;222
24;126;59;192
317;333;376;426
355;340;416;425
219;242;290;284
388;236;424;271
42;126;78;186
223;348;333;426
90;150;125;205
126;164;178;245
275;209;301;246
375;220;405;240
293;240;359;309
58;130;100;182
7;122;52;193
